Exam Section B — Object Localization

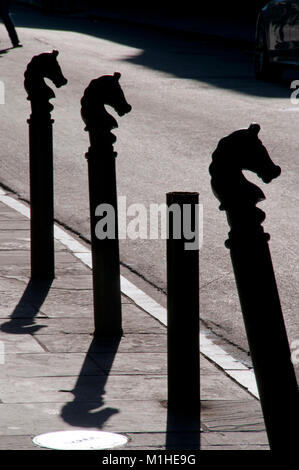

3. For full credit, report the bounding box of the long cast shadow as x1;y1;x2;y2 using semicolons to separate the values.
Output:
0;279;52;334
60;336;121;429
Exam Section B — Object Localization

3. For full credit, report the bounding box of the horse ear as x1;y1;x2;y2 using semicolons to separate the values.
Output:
114;72;121;80
52;50;59;57
248;123;260;136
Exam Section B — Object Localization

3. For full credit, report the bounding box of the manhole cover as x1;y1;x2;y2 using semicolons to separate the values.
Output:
33;430;128;450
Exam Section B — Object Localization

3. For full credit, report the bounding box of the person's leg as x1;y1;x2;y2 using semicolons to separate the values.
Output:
0;2;21;47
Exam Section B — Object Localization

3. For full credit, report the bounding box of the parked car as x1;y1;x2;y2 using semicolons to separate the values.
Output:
255;0;299;79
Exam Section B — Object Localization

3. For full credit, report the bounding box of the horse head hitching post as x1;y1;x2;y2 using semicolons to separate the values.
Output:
210;123;299;450
24;50;67;279
81;73;132;338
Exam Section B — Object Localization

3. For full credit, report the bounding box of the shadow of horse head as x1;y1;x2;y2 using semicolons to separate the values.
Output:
209;123;281;211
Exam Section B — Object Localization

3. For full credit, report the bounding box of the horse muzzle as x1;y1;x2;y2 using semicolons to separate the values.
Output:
55;77;68;88
117;103;132;116
261;165;281;183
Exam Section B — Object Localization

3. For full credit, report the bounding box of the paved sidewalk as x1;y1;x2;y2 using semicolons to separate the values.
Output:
0;193;269;451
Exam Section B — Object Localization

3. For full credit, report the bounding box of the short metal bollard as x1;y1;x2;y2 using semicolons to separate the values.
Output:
81;73;131;338
210;124;299;450
24;50;67;280
166;192;200;414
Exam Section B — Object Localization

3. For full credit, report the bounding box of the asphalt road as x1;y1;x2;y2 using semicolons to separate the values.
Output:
0;5;298;365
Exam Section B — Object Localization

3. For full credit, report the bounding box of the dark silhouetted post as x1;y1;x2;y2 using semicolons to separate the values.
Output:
81;73;132;338
24;50;67;280
210;123;299;450
167;192;200;414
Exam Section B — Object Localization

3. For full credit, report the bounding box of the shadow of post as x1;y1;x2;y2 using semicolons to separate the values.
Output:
0;279;52;334
60;336;121;429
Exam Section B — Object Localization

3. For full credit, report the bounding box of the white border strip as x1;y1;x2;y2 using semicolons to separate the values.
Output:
0;188;259;399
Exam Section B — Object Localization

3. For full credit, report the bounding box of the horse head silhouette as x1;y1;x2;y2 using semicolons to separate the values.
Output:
24;50;67;113
209;124;281;211
81;72;132;144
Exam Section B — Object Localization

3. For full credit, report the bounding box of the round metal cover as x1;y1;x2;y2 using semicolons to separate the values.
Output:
33;430;128;450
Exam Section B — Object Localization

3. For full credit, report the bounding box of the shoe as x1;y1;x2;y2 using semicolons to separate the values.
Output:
13;42;23;48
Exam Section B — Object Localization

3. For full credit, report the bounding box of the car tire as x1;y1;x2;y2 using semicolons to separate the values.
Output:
254;23;281;81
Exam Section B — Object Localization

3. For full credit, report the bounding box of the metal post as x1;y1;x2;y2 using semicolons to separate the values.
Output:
227;228;299;449
166;192;200;414
86;144;122;337
80;73;132;338
210;124;299;450
24;50;67;280
28;115;55;279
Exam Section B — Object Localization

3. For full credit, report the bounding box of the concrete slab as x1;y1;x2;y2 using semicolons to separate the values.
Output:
90;352;167;375
200;375;254;401
122;304;167;334
200;431;269;449
0;206;28;220
0;400;198;436
0;332;44;353
51;274;93;290
3;318;95;335
201;400;265;432
0;231;66;251
0;251;30;277
200;356;255;400
0;375;167;404
60;399;201;433
33;289;93;318
0;402;100;436
125;432;200;450
0;435;45;450
0;231;30;250
34;333;167;353
0;352;105;378
0;220;30;230
0;307;47;320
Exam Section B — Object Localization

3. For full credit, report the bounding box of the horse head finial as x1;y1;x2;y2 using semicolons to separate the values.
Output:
209;124;281;211
80;72;132;153
24;50;67;114
210;124;281;243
